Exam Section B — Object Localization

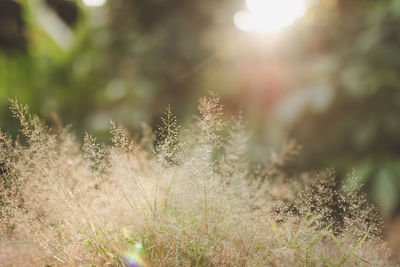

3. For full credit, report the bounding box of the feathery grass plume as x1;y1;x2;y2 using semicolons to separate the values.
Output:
223;112;249;178
194;92;225;156
0;96;394;266
155;105;180;165
110;121;137;155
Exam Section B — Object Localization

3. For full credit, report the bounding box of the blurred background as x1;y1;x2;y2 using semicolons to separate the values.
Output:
0;0;400;255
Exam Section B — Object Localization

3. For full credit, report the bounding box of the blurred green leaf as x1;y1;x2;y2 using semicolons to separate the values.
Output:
373;169;399;216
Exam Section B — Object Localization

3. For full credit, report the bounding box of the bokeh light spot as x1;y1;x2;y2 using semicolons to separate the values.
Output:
83;0;107;7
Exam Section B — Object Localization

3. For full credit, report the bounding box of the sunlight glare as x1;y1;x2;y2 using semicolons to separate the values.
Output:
83;0;107;7
234;0;307;34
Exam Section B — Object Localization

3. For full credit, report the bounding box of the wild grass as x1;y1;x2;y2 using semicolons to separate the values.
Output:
0;95;394;266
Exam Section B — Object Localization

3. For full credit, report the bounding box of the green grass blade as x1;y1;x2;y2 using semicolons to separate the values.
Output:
337;227;370;266
329;233;342;249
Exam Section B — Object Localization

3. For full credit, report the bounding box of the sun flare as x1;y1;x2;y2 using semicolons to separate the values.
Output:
234;0;307;34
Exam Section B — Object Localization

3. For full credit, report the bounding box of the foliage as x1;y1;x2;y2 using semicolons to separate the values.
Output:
0;0;107;138
0;96;393;266
276;0;400;217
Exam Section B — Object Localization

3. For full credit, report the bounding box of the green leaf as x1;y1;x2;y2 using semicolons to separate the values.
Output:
329;233;342;249
337;228;370;266
373;169;399;217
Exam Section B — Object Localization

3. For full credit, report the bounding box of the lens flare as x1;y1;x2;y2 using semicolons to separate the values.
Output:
234;0;307;34
122;243;150;267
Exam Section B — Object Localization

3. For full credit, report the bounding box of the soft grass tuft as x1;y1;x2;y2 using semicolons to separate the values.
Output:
0;95;394;266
